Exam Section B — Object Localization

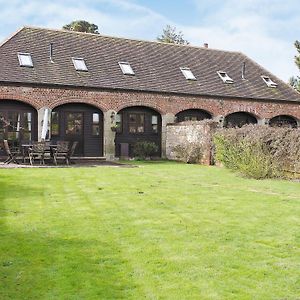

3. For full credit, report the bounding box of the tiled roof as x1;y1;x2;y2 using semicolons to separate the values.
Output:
1;26;300;102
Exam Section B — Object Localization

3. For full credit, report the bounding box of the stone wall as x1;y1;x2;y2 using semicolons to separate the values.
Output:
166;121;218;165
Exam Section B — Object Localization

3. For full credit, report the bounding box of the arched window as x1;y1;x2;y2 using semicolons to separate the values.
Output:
224;112;257;128
269;115;297;128
176;109;212;122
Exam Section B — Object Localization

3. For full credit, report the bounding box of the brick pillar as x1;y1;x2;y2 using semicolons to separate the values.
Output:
37;107;51;141
103;110;116;160
262;118;270;126
161;113;176;158
214;115;224;127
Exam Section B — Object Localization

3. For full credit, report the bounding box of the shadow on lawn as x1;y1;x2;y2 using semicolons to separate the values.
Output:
0;179;136;299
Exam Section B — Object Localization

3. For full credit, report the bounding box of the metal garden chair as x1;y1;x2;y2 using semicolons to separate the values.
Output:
3;140;20;164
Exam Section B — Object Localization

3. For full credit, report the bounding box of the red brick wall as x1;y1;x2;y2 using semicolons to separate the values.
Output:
0;84;299;120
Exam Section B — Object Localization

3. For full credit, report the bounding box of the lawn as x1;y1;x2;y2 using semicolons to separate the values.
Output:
0;162;299;299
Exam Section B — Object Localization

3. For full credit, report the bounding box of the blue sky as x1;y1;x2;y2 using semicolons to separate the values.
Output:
0;0;299;81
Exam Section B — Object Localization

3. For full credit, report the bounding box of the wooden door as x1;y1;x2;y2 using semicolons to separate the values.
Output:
51;104;103;157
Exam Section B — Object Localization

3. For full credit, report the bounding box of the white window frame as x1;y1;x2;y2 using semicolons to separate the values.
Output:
261;75;277;88
217;71;234;84
72;57;88;71
118;62;135;75
180;67;197;80
17;52;33;67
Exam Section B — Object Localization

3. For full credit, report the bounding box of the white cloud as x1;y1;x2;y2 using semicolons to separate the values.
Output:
187;0;300;80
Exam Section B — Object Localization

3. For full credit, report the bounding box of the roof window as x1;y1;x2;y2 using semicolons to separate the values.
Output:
180;67;196;80
261;75;277;88
17;53;33;67
217;71;234;84
119;62;135;75
72;58;88;71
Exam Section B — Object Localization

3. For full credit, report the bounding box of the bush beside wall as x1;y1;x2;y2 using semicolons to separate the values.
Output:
214;125;300;179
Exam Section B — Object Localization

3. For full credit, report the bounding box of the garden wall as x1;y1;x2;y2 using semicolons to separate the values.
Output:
166;121;218;165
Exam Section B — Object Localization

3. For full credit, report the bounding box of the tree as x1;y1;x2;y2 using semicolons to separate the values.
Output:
289;40;300;91
157;25;189;45
63;20;99;34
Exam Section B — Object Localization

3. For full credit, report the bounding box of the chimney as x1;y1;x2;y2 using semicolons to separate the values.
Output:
242;62;246;80
49;43;54;63
203;43;208;48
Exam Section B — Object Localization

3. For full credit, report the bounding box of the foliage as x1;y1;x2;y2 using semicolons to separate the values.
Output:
133;141;158;159
1;163;300;299
289;76;300;91
157;25;189;45
63;20;99;34
289;40;300;91
172;143;203;164
214;125;300;179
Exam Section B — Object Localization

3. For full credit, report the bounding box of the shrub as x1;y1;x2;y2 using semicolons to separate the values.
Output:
214;125;300;179
133;141;159;160
172;143;203;164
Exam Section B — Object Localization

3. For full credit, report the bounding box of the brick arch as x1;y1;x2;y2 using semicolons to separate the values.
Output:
0;96;39;110
224;111;259;128
50;99;107;111
269;114;298;128
115;101;164;115
269;113;299;122
224;109;261;121
175;108;214;118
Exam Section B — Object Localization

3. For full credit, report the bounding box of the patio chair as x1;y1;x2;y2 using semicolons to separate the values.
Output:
66;141;78;165
52;141;70;165
28;142;46;165
3;140;20;164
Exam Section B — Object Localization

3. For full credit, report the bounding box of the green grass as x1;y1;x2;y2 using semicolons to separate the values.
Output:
0;161;299;299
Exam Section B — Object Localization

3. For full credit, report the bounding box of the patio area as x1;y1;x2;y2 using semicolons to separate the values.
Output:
0;160;134;168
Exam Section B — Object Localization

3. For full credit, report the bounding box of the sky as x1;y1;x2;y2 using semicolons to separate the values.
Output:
0;0;299;81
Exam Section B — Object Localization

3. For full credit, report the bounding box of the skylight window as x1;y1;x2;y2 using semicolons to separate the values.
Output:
261;75;277;88
180;67;196;80
217;71;234;84
72;58;88;71
17;53;33;67
119;62;135;75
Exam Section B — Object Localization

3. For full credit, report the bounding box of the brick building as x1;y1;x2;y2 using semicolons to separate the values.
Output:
0;26;299;159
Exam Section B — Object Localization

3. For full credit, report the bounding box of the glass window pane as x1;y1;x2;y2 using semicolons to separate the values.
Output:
92;125;100;136
129;126;136;133
66;113;82;135
129;114;136;123
72;58;88;71
151;115;158;125
23;112;32;131
51;112;59;136
152;125;158;133
93;113;99;124
116;114;121;123
18;53;33;67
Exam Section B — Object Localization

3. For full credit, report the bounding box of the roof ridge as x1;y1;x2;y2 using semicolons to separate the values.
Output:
22;25;242;55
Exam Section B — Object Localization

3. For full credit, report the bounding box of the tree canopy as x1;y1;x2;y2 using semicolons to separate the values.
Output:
63;20;99;34
289;40;300;91
157;25;189;45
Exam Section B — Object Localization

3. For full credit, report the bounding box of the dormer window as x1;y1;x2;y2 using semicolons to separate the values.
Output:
217;71;234;84
261;75;277;88
17;53;33;67
72;58;88;71
180;67;196;80
119;62;135;75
